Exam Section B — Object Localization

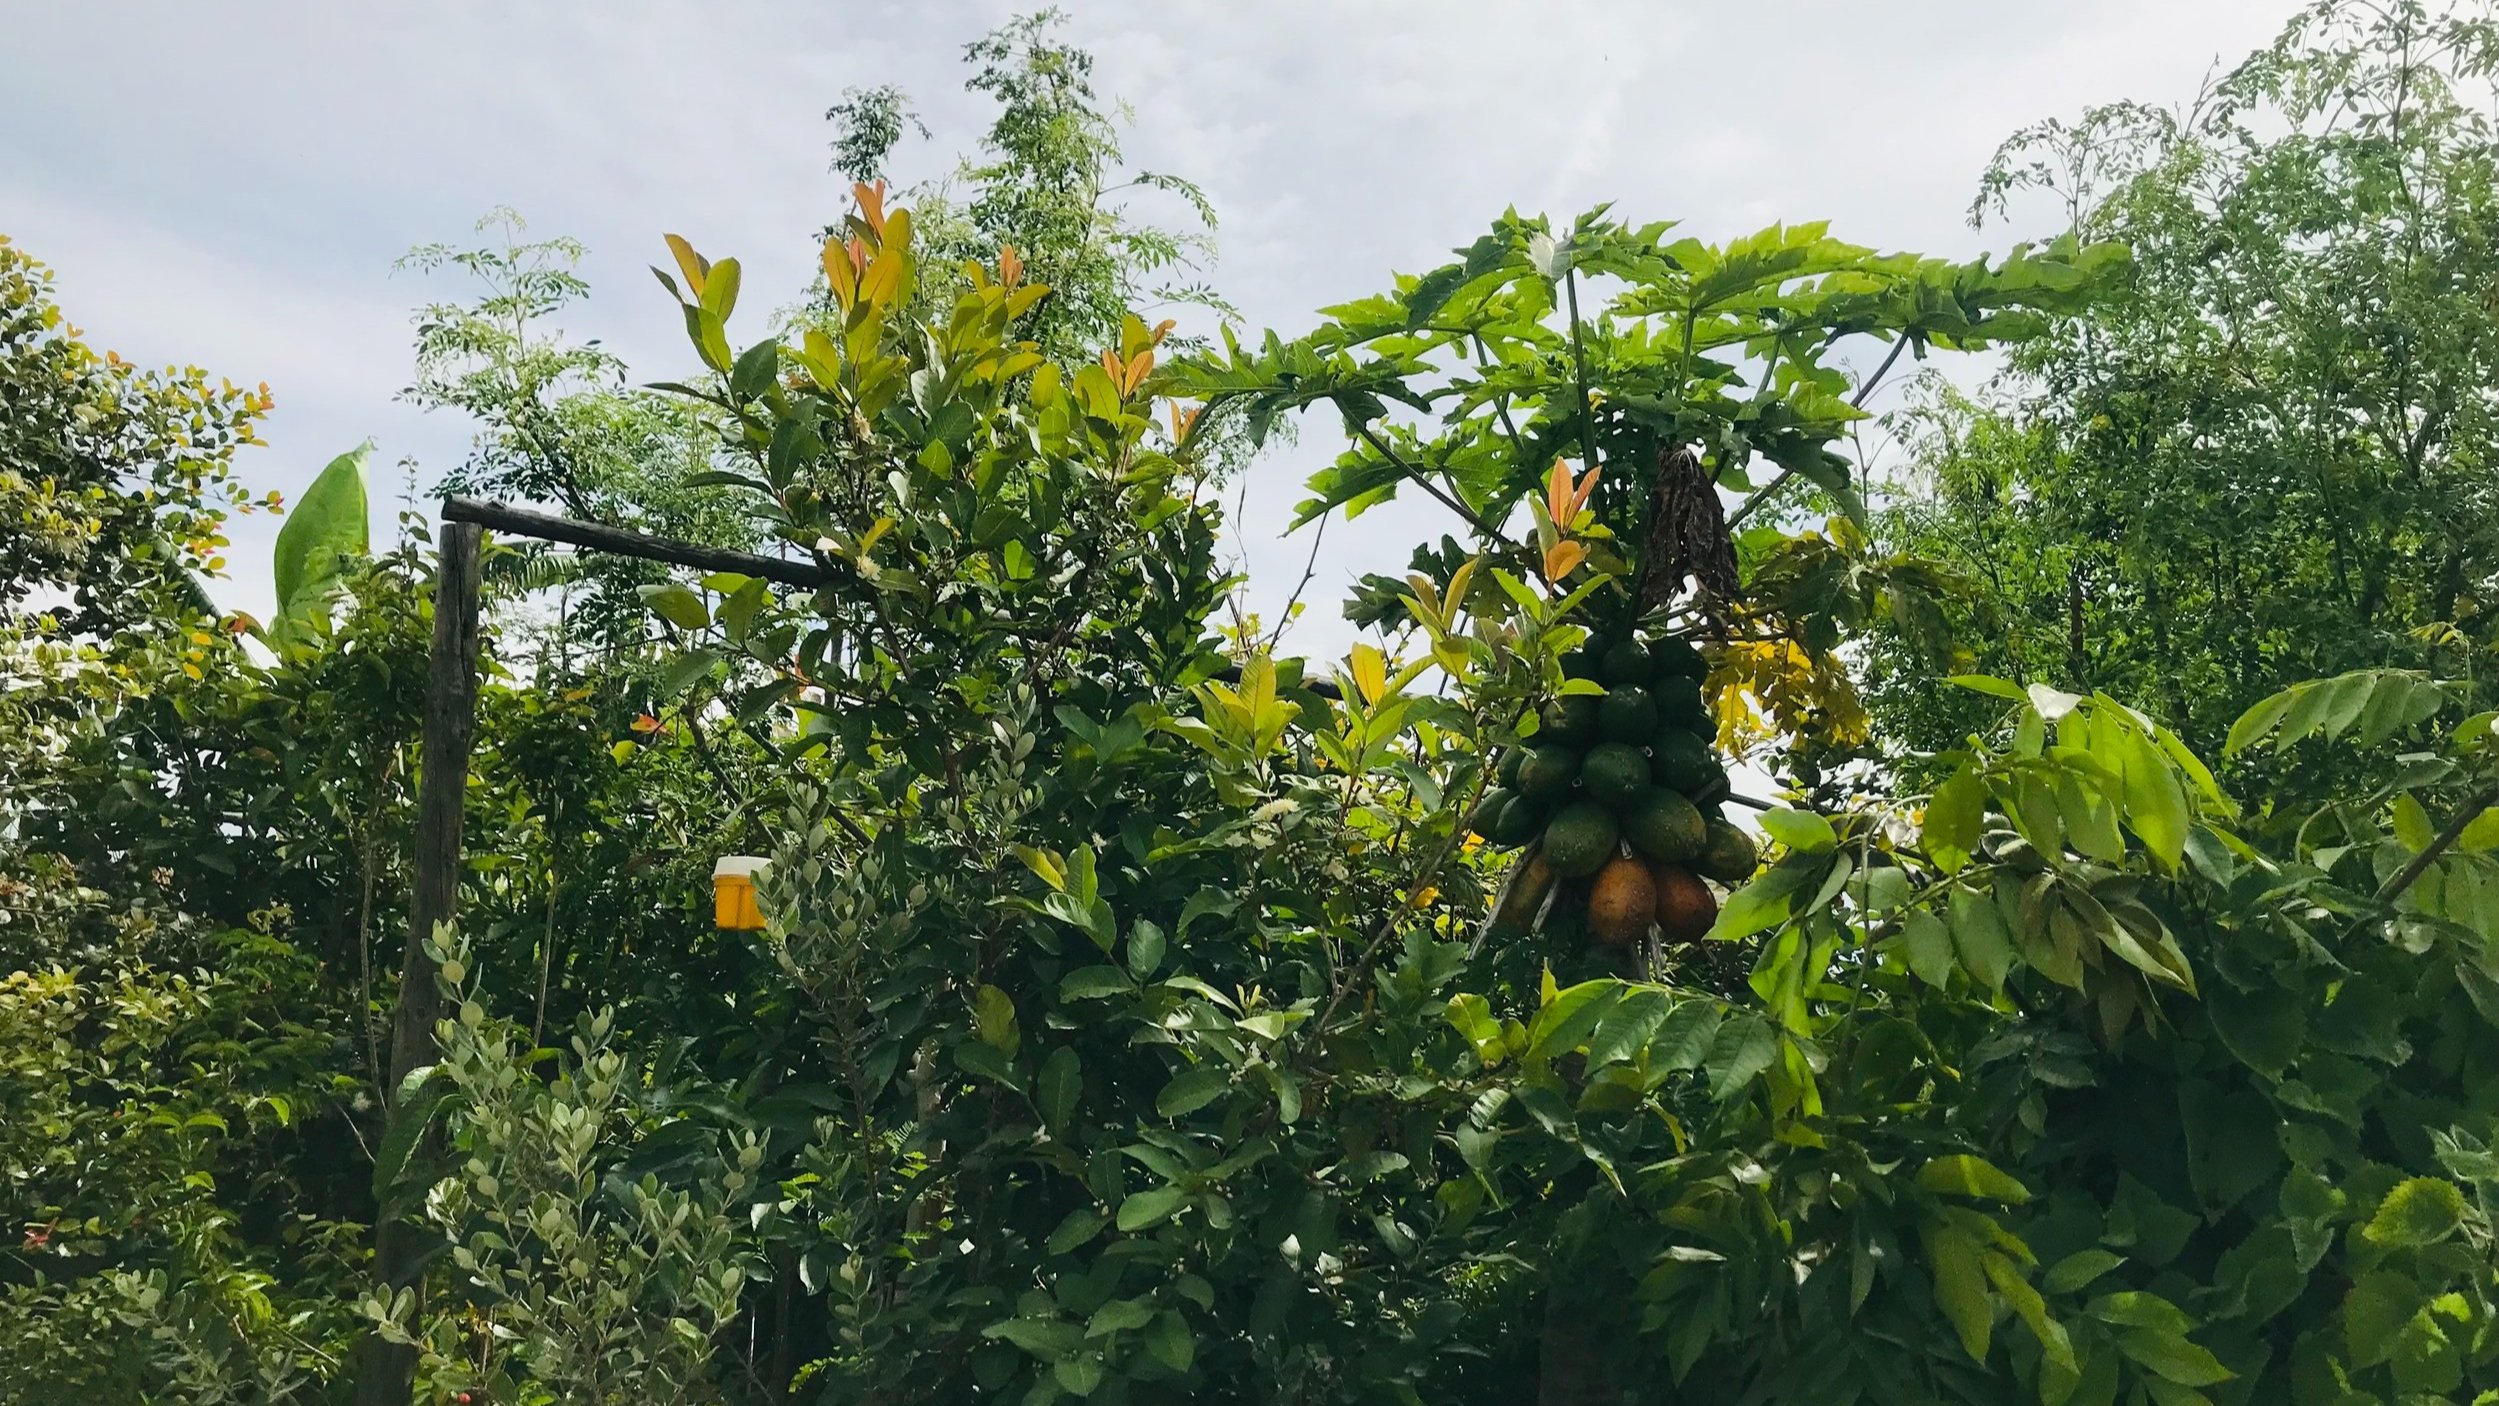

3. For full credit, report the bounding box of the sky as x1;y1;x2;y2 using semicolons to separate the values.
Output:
5;0;2300;662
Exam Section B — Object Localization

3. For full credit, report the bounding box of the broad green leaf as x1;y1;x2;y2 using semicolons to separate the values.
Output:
2115;728;2189;870
2113;1328;2233;1386
1059;966;1134;1001
699;255;742;321
1045;1208;1106;1256
1704;1016;1778;1101
2272;678;2342;752
2392;793;2437;852
1127;919;1166;979
1526;979;1619;1062
974;984;1020;1058
2056;770;2125;864
1916;1154;2032;1205
273;443;371;620
1758;807;1837;854
1984;1251;2071;1373
729;337;778;401
1925;765;1986;872
1649;1000;1724;1072
2087;1291;2194;1334
2225;685;2297;757
2343;1269;2421;1368
983;1315;1082;1360
2314;671;2377;742
640;582;711;630
1899;910;1955;988
1946;673;2027;701
2456;805;2499;852
656;647;721;700
1035;1047;1081;1130
1054;1355;1104;1395
1145;1310;1196;1372
2363;1177;2466;1248
1156;1064;1228;1119
1583;988;1673;1068
1710;862;1808;941
2203;978;2305;1080
1947;883;2016;992
1086;1297;1156;1337
1116;1185;1190;1231
2043;1249;2123;1294
1446;992;1507;1066
1924;1221;1994;1364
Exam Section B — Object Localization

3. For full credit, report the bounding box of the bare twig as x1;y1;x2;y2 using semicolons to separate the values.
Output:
1262;514;1330;653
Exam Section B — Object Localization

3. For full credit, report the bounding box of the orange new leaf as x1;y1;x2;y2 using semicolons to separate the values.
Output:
1545;458;1600;526
853;180;889;237
1543;540;1589;583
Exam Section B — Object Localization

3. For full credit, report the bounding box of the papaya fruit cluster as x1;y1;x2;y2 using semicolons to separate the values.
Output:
1474;629;1758;952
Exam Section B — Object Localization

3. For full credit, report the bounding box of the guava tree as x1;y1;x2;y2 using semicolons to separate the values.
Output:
549;183;2182;1405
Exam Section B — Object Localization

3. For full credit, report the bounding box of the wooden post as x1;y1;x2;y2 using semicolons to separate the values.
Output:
354;519;485;1406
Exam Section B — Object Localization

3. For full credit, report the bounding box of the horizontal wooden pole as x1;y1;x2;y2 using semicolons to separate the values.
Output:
432;499;1796;793
442;495;839;590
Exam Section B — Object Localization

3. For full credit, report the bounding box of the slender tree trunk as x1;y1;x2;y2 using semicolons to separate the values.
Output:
2065;563;2090;687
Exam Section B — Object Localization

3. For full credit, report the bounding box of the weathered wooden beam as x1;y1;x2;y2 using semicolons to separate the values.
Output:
439;494;1347;700
354;519;485;1406
442;494;837;589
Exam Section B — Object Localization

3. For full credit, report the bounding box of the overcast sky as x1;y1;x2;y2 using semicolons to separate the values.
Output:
6;0;2296;660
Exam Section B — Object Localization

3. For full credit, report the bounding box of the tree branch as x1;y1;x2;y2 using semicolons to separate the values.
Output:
1725;334;1914;532
1354;425;1504;541
2374;783;2499;908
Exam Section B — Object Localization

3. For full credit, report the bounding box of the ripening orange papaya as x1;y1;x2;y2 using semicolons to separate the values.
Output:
1587;854;1657;947
1651;862;1717;943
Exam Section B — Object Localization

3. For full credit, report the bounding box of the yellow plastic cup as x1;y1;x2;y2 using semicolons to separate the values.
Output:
712;856;769;930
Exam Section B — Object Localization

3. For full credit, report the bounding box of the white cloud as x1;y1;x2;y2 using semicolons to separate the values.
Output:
3;0;2298;647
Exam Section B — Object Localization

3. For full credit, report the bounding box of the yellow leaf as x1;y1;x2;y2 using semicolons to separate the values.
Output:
858;239;909;310
1545;459;1574;525
1444;556;1483;619
1350;644;1390;705
821;239;858;310
1567;464;1601;523
663;233;708;297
